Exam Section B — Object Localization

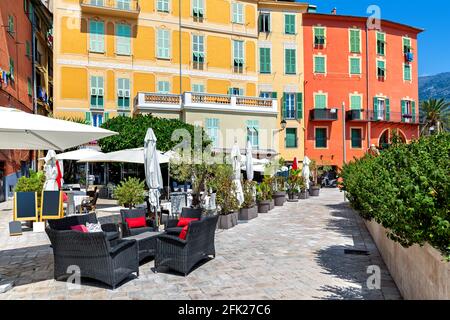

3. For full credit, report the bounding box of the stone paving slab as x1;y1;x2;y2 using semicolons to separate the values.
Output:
0;189;401;300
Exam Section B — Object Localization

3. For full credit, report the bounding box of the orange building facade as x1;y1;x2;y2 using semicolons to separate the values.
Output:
0;1;34;202
302;13;422;168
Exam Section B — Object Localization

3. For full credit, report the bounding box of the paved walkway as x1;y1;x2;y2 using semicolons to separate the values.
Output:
0;189;401;300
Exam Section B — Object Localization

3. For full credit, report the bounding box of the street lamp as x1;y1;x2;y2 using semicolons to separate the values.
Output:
280;119;287;131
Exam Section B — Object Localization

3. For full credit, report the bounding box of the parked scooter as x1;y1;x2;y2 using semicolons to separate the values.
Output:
321;171;338;188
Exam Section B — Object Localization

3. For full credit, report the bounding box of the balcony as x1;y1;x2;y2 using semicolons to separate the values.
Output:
134;92;278;115
368;111;419;124
80;0;140;18
346;109;367;121
310;108;339;121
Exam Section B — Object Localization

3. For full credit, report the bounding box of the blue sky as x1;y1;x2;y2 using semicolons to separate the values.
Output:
302;0;449;76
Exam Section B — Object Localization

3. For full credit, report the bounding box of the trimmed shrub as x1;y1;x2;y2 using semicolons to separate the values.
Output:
341;133;450;259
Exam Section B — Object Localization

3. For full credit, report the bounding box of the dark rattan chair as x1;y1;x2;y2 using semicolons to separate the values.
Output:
46;227;139;289
47;212;120;241
120;208;156;237
155;214;219;276
80;191;99;213
165;207;203;236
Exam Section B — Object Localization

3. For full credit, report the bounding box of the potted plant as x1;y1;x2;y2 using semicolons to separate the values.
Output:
273;175;287;206
298;176;309;199
114;177;146;209
15;170;46;207
239;180;257;220
210;164;240;229
286;169;300;202
256;180;272;213
309;160;324;197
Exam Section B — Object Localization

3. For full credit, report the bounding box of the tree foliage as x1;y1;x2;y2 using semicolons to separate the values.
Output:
99;114;210;153
113;177;146;209
341;133;450;259
420;98;450;135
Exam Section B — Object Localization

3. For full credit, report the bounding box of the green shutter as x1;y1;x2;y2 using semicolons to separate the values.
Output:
272;92;277;99
296;92;303;119
85;112;92;125
104;112;110;123
401;100;406;122
282;93;287;119
385;98;390;121
260;48;270;74
412;101;416;123
373;97;378;120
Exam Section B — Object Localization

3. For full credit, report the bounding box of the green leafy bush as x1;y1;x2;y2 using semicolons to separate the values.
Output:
15;171;45;193
114;177;146;209
208;164;239;215
341;133;450;259
256;180;272;202
242;180;256;208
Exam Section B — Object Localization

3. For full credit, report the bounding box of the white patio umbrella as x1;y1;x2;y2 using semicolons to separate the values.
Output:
245;140;254;181
302;156;311;190
52;148;104;161
81;147;170;164
43;150;59;191
231;143;244;205
144;129;163;227
0;107;117;150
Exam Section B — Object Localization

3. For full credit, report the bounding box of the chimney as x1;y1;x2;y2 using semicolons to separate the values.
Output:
331;8;337;15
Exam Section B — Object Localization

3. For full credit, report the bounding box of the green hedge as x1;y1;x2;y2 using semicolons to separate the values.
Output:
341;133;450;259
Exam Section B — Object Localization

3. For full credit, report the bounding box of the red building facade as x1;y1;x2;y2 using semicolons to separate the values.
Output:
0;1;33;201
302;13;422;168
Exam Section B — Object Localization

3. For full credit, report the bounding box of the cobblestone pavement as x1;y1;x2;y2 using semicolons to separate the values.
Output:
0;189;401;300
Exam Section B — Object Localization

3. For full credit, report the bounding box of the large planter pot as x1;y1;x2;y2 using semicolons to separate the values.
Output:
273;191;286;206
182;207;203;217
239;206;258;221
309;186;320;197
257;200;270;213
269;199;275;210
217;211;238;230
287;192;298;202
298;190;308;200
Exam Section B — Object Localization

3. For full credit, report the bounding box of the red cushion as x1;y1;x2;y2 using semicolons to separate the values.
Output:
70;224;88;233
125;216;147;229
62;192;68;203
179;225;189;240
176;217;199;228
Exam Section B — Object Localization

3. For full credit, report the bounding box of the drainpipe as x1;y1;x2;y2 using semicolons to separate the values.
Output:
365;24;371;149
342;102;346;165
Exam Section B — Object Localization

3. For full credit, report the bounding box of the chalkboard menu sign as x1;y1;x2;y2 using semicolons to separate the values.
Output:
41;191;63;220
14;192;38;222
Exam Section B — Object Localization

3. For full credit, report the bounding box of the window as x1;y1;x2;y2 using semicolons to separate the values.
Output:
232;3;244;24
92;113;104;128
9;58;15;82
117;78;130;109
285;128;297;148
205;118;219;148
246;120;259;148
349;29;361;53
259;47;271;74
285;49;296;74
229;87;243;96
349;57;361;75
89;20;105;53
259;13;270;33
314;27;325;47
350;95;362;110
314;56;325;74
192;84;205;93
193;35;205;70
117;0;130;10
157;29;170;59
157;81;170;93
90;76;104;108
401;100;416;123
373;97;390;121
27;78;32;96
285;14;295;35
377;32;385;56
314;94;327;109
26;41;31;58
157;0;169;12
233;40;244;73
193;0;204;21
116;23;131;55
315;128;327;148
350;128;362;148
259;92;271;98
403;37;412;54
377;60;386;79
404;64;412;81
90;0;104;6
283;92;303;120
7;15;14;36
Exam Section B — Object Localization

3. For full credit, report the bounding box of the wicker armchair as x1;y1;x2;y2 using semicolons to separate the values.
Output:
46;227;139;289
120;208;156;237
165;207;203;236
80;191;99;213
155;214;219;276
47;212;120;242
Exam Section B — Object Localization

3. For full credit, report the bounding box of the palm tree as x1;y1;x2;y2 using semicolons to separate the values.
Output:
419;98;450;136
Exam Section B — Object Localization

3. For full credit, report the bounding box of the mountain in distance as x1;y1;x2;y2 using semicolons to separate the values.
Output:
419;72;450;101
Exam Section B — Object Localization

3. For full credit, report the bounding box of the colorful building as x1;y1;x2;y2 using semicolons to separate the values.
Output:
302;12;422;168
0;1;34;202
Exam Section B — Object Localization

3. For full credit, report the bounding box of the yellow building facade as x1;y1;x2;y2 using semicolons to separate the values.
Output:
53;0;310;160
